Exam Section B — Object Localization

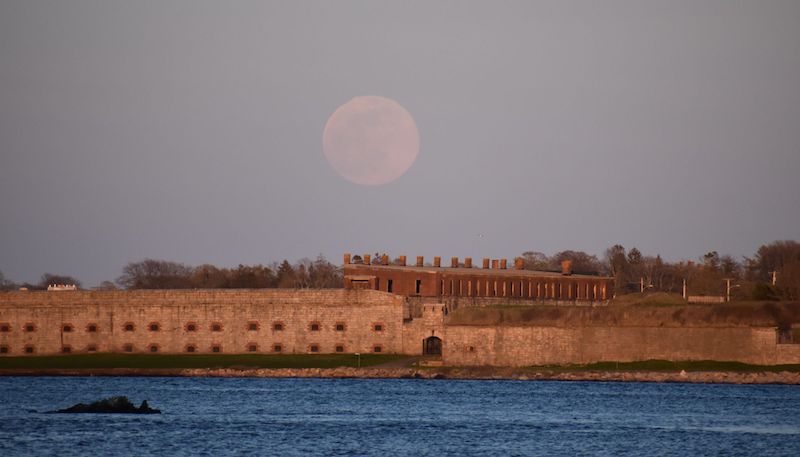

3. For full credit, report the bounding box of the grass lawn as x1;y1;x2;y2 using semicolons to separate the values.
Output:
532;360;800;373
0;353;409;370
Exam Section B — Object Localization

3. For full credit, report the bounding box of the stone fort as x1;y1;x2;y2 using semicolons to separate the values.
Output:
1;253;798;366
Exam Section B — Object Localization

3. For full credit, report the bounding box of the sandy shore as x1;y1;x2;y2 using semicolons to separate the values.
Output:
1;367;799;384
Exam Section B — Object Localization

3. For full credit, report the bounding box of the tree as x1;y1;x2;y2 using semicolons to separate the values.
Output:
703;251;720;271
0;270;16;291
747;241;800;300
604;244;630;292
294;261;310;289
749;241;800;282
192;264;229;289
116;259;194;289
777;259;800;300
276;260;296;288
226;264;275;289
38;273;82;289
95;281;118;290
520;251;550;271
627;248;643;266
549;250;603;274
719;255;741;279
308;254;342;288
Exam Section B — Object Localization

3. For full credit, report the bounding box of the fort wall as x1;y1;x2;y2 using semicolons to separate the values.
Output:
0;290;407;356
443;325;800;366
1;289;797;366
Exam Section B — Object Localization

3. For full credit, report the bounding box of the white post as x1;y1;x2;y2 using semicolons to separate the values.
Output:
725;278;731;302
682;279;687;300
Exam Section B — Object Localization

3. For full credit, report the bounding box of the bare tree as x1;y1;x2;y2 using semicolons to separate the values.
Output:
308;254;342;288
550;250;604;274
38;273;82;289
95;281;118;290
116;259;194;289
0;270;16;291
520;251;550;271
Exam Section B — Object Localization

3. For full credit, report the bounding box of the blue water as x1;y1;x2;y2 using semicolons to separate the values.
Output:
1;377;799;456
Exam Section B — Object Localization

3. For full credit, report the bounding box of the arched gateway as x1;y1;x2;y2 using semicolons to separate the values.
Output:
423;336;442;356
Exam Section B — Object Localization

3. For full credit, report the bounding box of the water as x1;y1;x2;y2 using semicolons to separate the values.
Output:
1;377;799;456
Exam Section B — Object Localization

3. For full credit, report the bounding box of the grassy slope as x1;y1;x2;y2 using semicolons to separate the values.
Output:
0;353;407;370
446;293;800;327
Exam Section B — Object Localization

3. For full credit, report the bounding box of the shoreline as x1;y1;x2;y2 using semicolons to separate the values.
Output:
2;367;799;384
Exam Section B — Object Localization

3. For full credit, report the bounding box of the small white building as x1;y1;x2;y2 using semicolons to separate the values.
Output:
47;284;77;291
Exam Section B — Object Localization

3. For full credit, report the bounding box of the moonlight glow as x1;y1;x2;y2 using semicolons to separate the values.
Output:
323;96;420;186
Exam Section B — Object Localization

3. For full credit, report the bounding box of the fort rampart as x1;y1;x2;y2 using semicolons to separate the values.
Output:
1;289;797;366
443;325;800;366
0;290;408;356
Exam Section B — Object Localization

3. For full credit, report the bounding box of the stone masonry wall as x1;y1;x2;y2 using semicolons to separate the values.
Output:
2;290;795;366
443;325;800;366
0;290;407;356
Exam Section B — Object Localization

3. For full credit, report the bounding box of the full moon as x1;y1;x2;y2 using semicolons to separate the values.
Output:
323;96;420;186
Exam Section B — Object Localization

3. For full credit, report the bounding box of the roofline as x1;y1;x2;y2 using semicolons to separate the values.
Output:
342;263;613;280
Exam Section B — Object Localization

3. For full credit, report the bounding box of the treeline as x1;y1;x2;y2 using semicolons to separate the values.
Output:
115;255;342;290
2;241;798;300
0;273;83;292
518;240;800;300
0;255;342;292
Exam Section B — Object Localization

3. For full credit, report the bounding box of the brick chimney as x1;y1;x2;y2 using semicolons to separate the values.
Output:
451;257;459;268
491;259;499;269
433;256;441;267
561;260;573;276
416;256;424;267
343;253;351;265
483;258;490;269
464;257;472;268
500;259;507;269
514;257;524;269
363;254;371;265
399;255;407;266
381;254;389;265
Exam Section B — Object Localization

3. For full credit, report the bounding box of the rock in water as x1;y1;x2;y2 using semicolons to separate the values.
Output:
54;396;161;414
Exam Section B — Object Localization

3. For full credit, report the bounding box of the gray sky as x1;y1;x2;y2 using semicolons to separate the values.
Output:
1;1;799;286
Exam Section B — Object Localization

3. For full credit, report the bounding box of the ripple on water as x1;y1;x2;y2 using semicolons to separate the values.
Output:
0;377;799;457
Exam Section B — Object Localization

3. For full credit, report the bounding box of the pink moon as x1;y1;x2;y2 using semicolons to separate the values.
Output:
323;96;420;186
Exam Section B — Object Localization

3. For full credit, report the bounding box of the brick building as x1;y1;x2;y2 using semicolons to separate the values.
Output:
343;253;614;302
